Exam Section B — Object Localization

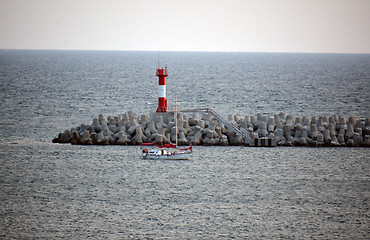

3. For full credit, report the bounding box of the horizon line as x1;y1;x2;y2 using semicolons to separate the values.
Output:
1;48;369;55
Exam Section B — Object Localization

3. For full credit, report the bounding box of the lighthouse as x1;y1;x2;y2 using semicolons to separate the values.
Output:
156;66;168;112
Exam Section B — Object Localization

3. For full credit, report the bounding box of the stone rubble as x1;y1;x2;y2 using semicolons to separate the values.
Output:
53;111;370;147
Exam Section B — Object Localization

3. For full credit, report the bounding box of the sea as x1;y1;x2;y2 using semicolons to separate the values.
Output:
0;50;369;239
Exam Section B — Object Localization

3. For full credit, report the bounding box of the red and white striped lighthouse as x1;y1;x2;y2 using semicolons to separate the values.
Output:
156;66;168;112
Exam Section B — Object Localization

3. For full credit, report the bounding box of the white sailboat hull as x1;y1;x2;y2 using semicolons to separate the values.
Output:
142;152;191;160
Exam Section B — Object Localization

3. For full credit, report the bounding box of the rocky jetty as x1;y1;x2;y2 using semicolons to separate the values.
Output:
53;111;370;147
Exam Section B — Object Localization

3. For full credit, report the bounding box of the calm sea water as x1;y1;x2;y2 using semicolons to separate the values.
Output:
0;50;369;239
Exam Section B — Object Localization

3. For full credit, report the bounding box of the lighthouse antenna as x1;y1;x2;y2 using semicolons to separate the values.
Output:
158;50;160;68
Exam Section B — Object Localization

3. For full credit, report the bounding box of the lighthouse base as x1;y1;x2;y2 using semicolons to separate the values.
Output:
156;98;167;113
156;107;167;113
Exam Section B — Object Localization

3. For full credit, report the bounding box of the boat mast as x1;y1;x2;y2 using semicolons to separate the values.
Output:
175;95;178;148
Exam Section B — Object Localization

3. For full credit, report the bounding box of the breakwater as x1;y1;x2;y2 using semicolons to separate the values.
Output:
53;110;370;147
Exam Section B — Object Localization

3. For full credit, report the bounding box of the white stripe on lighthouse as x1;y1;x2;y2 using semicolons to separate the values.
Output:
158;85;166;98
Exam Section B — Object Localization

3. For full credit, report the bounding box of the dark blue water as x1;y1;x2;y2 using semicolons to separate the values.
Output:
0;50;369;239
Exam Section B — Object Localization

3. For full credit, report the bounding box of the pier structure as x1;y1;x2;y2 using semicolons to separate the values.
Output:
53;110;370;147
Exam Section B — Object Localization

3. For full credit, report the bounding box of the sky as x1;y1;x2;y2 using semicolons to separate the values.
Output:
0;0;369;53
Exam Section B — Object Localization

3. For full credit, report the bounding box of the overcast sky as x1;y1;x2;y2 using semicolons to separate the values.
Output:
1;0;369;53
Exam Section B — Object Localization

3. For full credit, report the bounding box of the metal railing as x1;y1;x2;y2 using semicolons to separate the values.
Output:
168;107;246;140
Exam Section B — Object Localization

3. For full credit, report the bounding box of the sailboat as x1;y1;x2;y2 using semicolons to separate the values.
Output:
141;143;192;160
141;97;193;160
